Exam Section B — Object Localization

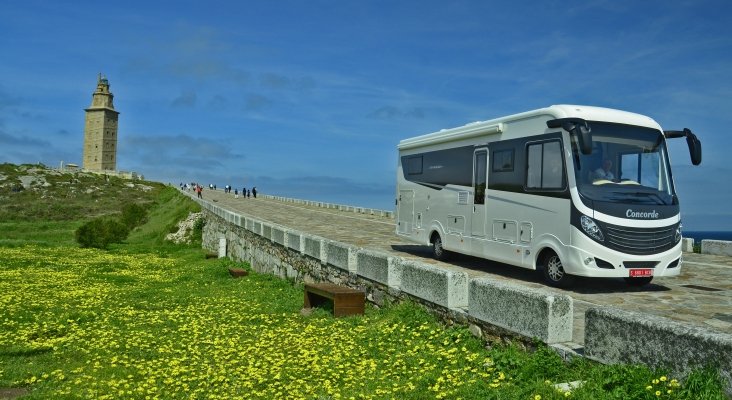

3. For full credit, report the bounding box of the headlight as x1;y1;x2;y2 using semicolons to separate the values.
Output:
581;216;604;242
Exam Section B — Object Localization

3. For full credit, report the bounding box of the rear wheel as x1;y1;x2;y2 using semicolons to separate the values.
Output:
541;252;575;288
624;276;653;287
431;233;449;261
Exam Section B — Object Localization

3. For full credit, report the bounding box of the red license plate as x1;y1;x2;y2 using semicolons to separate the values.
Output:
629;269;653;277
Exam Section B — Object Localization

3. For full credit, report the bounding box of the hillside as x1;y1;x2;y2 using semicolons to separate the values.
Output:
0;163;165;222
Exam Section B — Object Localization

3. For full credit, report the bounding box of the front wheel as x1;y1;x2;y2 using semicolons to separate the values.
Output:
541;252;575;288
624;276;653;287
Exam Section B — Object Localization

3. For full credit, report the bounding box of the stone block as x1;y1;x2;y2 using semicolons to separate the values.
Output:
272;227;285;246
218;237;227;258
468;278;573;344
326;241;356;272
303;235;321;259
261;224;272;240
400;259;468;309
681;237;694;252
287;231;302;252
356;249;401;288
701;239;732;256
585;307;732;394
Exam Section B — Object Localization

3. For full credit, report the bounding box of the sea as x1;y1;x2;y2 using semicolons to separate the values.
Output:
682;231;732;243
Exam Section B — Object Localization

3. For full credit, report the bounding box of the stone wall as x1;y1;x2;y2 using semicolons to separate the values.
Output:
199;201;572;346
191;192;732;393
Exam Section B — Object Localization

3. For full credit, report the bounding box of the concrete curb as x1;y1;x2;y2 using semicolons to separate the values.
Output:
468;278;573;344
585;306;732;394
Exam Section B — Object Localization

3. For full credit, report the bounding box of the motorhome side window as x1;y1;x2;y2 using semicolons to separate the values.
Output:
526;140;564;190
492;149;514;172
406;156;423;175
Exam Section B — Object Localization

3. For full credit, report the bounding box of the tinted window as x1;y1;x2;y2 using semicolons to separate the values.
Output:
407;156;423;175
400;146;474;188
492;149;514;172
474;151;487;204
526;140;565;190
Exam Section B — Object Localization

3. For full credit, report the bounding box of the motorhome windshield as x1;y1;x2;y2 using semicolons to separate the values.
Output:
571;122;676;205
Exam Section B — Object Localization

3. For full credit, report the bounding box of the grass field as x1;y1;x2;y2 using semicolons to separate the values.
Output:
0;165;727;399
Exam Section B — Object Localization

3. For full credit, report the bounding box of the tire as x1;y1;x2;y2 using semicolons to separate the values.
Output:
541;252;575;288
431;234;449;261
624;276;653;287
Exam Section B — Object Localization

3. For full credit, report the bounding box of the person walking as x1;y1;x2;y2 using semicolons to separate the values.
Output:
252;187;257;198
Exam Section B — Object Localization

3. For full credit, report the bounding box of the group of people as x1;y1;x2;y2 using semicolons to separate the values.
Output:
180;182;205;198
180;182;257;199
227;185;256;199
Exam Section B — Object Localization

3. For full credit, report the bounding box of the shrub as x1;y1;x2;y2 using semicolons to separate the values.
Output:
192;216;205;239
120;203;148;229
75;217;129;249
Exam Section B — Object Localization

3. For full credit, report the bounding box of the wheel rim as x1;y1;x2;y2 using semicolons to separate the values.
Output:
547;255;564;281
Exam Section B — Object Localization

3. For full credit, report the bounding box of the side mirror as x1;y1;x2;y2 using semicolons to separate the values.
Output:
685;129;702;166
575;122;593;155
664;128;702;165
547;118;592;155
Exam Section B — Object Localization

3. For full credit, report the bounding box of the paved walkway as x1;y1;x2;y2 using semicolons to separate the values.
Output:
201;189;732;345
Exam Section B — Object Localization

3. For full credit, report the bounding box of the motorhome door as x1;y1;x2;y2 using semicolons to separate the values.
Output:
471;149;487;237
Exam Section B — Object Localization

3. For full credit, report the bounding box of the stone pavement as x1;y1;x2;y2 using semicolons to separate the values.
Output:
201;189;732;345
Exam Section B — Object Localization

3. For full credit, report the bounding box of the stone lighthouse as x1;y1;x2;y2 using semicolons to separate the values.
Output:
82;74;119;171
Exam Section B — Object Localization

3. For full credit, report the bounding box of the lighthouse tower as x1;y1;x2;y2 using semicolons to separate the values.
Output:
83;74;119;171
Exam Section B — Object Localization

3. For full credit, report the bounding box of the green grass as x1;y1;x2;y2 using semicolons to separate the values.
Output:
0;163;165;222
0;163;727;399
0;221;85;247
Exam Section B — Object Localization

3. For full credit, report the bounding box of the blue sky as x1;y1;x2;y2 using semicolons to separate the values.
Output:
1;0;731;230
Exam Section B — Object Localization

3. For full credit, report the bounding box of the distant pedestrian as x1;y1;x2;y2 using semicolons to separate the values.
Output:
234;189;239;198
246;190;251;198
252;187;257;198
196;185;203;199
242;187;247;199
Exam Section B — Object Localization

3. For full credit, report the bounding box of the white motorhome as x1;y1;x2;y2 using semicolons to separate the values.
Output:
395;105;701;287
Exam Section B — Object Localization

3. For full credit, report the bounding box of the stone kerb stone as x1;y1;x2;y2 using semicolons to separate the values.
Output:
585;307;732;394
681;238;694;252
272;226;286;246
326;241;357;272
286;231;302;253
400;259;468;309
356;249;401;288
303;235;322;260
468;279;573;344
258;223;271;240
701;240;732;256
253;221;262;235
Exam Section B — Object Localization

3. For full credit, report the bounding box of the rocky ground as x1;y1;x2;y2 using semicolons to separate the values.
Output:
165;211;203;244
